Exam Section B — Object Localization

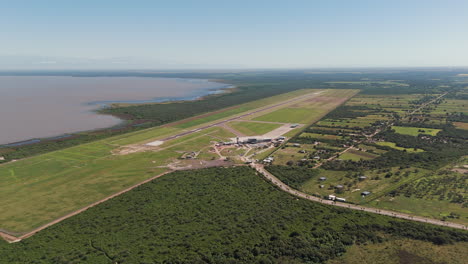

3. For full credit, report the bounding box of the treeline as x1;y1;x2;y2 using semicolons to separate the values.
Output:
1;167;467;263
265;165;319;189
101;83;309;123
321;105;377;120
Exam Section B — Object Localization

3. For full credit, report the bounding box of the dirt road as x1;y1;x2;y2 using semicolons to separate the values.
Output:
253;163;467;230
0;170;173;243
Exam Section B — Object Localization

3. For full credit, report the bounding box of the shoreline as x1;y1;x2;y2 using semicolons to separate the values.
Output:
0;77;234;147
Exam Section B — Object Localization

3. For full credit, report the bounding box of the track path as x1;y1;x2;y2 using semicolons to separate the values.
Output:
0;170;173;243
253;163;467;230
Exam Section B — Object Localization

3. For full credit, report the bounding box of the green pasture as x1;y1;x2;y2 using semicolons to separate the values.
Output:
299;132;343;140
369;196;468;225
339;149;378;161
376;141;424;153
228;121;282;136
392;126;440;136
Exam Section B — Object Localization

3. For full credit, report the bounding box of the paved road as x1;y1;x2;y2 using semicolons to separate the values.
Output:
157;91;323;142
253;164;467;230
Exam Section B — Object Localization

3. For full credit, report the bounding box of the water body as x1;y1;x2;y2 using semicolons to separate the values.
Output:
0;76;230;145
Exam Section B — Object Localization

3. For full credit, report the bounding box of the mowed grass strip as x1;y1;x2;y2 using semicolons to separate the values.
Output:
339;149;378;161
175;89;321;129
376;141;424;153
253;107;320;123
392;126;441;136
228;121;283;136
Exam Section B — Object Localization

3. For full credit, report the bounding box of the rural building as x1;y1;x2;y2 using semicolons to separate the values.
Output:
335;184;344;189
336;197;346;202
319;177;327;181
328;195;336;200
358;176;367;181
361;191;371;196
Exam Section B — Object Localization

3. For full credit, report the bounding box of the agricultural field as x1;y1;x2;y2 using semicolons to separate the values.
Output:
454;122;468;130
376;141;425;153
391;126;441;136
339;149;378;161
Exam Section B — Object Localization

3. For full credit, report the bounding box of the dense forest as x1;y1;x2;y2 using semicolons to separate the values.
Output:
1;167;466;263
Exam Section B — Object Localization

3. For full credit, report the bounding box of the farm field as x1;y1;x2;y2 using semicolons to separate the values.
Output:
0;88;356;234
376;141;425;152
392;126;441;136
454;122;468;130
339;149;378;161
328;239;468;264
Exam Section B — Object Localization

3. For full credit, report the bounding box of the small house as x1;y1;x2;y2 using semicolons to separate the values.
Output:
328;195;336;200
336;197;346;202
335;184;344;189
358;176;367;181
361;191;371;196
319;177;327;181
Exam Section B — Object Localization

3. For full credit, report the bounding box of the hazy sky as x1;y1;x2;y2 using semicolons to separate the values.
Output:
1;0;468;69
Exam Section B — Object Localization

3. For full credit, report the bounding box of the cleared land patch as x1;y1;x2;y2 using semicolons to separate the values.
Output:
339;149;378;161
376;141;425;153
392;126;441;136
454;122;468;130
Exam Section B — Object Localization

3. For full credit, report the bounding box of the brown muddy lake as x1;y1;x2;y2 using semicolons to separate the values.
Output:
0;76;228;145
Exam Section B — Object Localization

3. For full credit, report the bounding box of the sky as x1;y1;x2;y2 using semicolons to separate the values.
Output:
1;0;468;69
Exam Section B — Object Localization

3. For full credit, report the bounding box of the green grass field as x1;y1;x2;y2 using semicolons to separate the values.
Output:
339;150;378;161
175;89;320;129
369;196;468;225
228;121;282;136
253;107;321;123
392;126;441;136
329;239;468;264
376;141;424;153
